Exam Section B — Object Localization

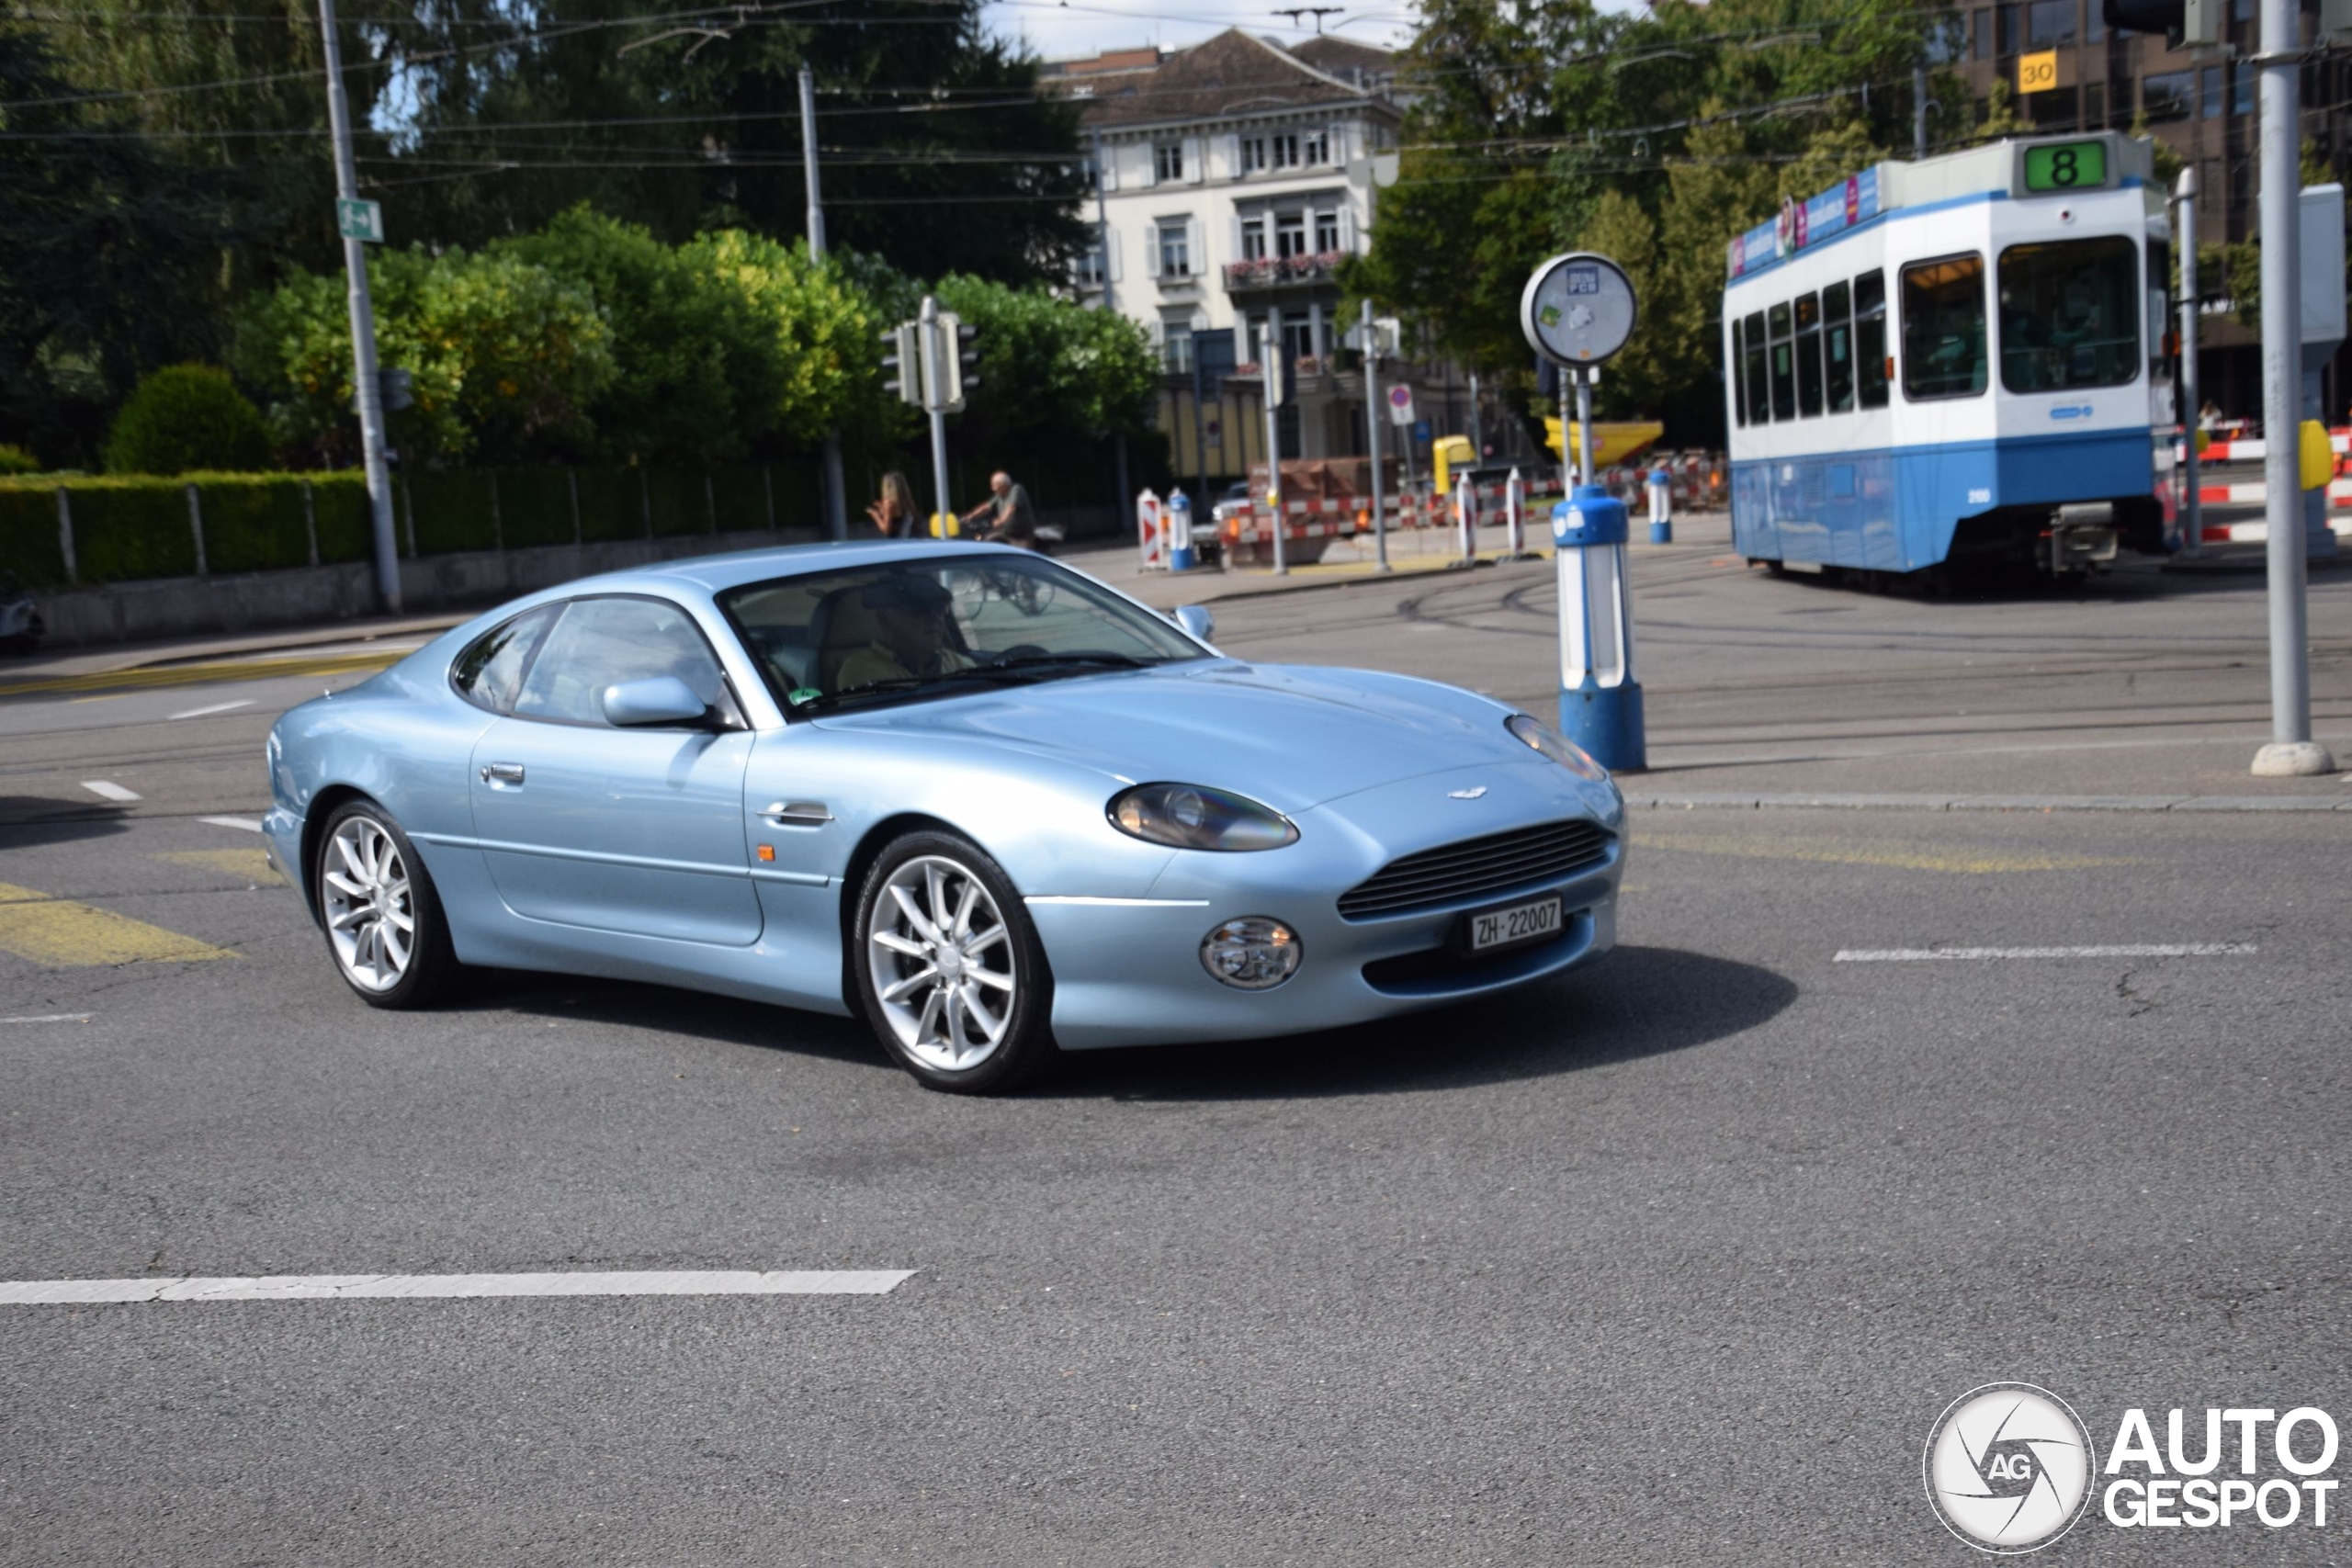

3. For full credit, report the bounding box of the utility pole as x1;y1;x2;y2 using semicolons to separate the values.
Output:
1263;347;1287;576
1913;60;1928;159
1092;127;1130;514
2177;165;2202;557
317;0;399;613
800;66;848;541
2252;0;2333;774
1362;299;1389;573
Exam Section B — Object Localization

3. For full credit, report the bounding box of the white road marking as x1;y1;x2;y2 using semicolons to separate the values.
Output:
167;699;255;721
79;780;140;802
198;816;265;833
1835;943;2256;963
0;1269;916;1305
2;1013;94;1024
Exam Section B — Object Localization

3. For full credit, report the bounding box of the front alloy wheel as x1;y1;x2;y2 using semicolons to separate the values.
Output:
315;800;457;1008
855;832;1051;1091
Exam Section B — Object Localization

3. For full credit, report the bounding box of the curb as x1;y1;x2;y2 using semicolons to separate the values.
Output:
1628;791;2352;814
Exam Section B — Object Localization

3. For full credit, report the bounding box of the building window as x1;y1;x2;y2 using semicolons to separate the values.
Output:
1973;7;1992;59
1158;220;1191;278
1075;242;1105;288
2143;70;2193;122
1240;216;1267;261
1241;136;1266;173
2029;85;2079;127
1282;310;1315;364
1314;209;1340;253
1271;132;1299;169
2232;62;2253;116
1996;1;2018;55
2086;0;2105;40
1275;210;1306;258
2026;0;2074;48
1246;315;1269;366
2085;82;2105;126
1163;320;1195;374
1154;142;1184;182
2201;64;2223;118
1302;129;1329;164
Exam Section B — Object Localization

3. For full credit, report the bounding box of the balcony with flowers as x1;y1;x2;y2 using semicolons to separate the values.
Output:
1221;250;1347;294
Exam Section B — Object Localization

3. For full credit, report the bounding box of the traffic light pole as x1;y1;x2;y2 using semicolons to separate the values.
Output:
919;295;952;533
800;66;848;542
2253;0;2332;774
318;0;399;613
2177;166;2202;558
1362;300;1389;573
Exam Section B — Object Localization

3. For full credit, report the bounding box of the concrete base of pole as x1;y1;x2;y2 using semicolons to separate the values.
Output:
1647;521;1672;545
1561;680;1645;773
2251;740;2337;776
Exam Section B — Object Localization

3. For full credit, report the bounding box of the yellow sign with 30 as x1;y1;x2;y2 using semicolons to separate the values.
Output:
2018;50;2060;95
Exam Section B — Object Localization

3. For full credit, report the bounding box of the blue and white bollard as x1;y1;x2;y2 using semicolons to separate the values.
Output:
1645;464;1672;545
1551;485;1646;771
1167;488;1195;572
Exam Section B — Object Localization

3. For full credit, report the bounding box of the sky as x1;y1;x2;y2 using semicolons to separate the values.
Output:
978;0;1422;64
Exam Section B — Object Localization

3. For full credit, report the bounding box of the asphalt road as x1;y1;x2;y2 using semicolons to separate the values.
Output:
2;548;2348;1564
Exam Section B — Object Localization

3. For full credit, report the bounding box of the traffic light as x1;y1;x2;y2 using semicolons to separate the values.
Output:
956;321;979;402
880;323;919;405
932;311;978;412
2101;0;2217;47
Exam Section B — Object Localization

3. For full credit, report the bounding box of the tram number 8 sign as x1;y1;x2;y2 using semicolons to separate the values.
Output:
2023;139;2108;192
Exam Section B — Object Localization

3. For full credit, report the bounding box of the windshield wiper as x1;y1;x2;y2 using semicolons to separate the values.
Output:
988;652;1166;673
791;665;1030;713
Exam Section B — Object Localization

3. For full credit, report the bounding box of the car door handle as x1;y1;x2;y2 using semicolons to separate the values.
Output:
481;762;526;784
759;800;831;825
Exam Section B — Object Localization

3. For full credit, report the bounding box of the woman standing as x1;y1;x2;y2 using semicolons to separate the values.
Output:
865;471;919;538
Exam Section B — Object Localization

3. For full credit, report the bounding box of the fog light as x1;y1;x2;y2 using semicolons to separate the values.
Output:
1200;917;1301;990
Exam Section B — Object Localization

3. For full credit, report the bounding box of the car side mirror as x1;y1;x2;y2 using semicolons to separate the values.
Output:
602;676;714;728
1171;604;1216;645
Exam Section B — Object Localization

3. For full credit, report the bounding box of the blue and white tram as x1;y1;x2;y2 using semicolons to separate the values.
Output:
1723;131;2177;582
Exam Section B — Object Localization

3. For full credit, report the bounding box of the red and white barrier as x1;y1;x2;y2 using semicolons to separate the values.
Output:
2199;515;2352;544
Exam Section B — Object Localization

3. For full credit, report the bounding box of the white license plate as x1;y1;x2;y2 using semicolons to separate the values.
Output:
1470;896;1562;953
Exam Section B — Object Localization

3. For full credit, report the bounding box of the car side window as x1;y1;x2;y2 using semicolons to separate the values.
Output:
511;596;729;728
451;604;560;716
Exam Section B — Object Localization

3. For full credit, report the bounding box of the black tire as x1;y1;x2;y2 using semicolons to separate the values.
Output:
313;798;460;1010
851;829;1055;1093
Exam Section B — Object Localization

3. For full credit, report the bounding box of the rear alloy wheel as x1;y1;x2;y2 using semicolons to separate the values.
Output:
854;831;1052;1092
315;800;458;1009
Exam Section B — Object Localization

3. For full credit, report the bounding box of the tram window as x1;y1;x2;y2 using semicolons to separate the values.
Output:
1996;237;2139;393
2147;239;2172;384
1729;318;1747;426
1901;253;1987;400
1855;270;1889;410
1823;281;1855;412
1793;292;1825;417
1768;301;1796;421
1743;310;1770;423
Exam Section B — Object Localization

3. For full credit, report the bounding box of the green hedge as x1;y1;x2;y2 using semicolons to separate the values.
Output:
0;463;816;590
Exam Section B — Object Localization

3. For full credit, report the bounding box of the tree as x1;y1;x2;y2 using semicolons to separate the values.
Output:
931;274;1158;450
0;22;287;465
236;246;615;465
103;364;272;473
386;0;1091;285
688;230;911;454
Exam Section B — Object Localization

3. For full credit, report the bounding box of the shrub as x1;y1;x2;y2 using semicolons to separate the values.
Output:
102;366;273;476
0;445;40;477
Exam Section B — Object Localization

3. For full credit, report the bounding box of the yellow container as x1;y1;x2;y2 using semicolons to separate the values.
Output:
1543;418;1665;471
927;512;963;538
1431;435;1475;494
2300;420;2334;491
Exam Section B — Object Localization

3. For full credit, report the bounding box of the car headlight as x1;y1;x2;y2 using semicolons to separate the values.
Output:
1506;713;1610;783
1107;783;1297;852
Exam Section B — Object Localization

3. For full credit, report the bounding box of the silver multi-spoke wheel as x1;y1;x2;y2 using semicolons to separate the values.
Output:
865;854;1017;1072
322;814;414;993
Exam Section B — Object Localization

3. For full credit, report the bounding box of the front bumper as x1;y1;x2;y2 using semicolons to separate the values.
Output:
1030;761;1623;1049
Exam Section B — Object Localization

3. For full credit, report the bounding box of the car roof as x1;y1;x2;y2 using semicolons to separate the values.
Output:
545;538;1031;600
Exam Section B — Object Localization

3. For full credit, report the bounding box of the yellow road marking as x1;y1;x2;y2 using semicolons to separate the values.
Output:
151;849;282;885
1632;831;2135;875
0;881;234;966
0;649;400;701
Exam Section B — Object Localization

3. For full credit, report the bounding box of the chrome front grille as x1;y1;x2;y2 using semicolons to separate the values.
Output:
1337;820;1611;919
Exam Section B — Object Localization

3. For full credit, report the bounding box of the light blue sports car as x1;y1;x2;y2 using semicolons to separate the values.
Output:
263;541;1624;1091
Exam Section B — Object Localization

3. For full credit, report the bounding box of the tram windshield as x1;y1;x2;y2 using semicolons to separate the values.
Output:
1901;254;1987;399
1997;237;2140;393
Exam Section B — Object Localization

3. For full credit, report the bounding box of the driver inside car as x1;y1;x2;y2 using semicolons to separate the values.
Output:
837;575;976;691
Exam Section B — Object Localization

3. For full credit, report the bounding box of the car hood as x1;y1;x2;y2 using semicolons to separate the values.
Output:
811;660;1532;812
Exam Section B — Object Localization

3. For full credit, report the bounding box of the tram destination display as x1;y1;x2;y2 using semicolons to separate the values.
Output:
2022;140;2109;192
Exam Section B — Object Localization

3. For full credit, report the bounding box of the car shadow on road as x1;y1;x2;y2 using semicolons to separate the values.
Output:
0;796;133;849
453;969;885;1068
1037;944;1796;1101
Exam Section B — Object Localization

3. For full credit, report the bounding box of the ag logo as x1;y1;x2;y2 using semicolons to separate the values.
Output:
1923;1382;2095;1553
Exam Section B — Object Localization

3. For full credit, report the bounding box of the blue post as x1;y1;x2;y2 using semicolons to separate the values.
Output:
1552;486;1646;771
1645;463;1672;545
1167;488;1196;572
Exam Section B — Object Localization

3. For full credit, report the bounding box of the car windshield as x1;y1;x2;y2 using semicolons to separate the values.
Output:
718;553;1206;716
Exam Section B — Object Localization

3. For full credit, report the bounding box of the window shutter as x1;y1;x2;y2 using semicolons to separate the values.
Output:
1184;137;1204;184
1223;134;1240;178
1227;211;1243;257
1100;142;1118;192
1188;217;1206;274
1138;142;1156;188
1108;229;1123;283
1329;122;1347;164
1338;204;1356;253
